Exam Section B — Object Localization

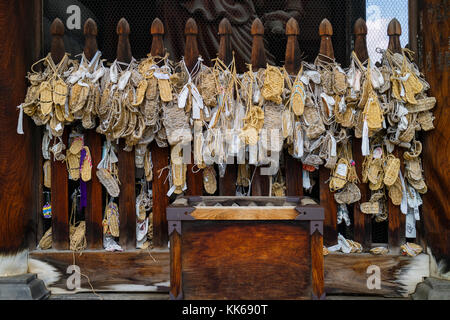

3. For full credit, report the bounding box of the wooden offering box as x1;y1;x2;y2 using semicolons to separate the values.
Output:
167;196;325;300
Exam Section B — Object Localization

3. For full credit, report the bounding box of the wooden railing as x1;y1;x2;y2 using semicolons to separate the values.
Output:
42;16;409;253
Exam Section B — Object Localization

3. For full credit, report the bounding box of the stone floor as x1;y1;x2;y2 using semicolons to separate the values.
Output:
48;293;410;300
49;292;170;300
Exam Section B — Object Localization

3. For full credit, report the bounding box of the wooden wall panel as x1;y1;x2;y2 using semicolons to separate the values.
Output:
419;0;450;270
180;221;312;300
0;0;42;254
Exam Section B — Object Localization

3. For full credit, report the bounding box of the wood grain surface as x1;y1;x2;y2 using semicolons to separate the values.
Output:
419;0;450;269
0;0;42;253
180;221;312;300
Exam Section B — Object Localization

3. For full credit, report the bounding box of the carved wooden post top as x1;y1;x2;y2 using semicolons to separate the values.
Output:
84;18;98;61
116;18;132;64
285;17;301;75
353;18;369;63
151;18;165;58
388;18;402;54
184;18;200;72
50;18;65;64
218;17;232;65
318;18;334;62
251;18;267;71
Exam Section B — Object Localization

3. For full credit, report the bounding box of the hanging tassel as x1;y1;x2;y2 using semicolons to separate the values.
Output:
399;170;408;214
79;148;87;208
362;119;370;156
302;169;311;190
16;104;24;135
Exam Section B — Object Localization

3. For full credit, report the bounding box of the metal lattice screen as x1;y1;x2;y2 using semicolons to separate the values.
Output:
43;0;366;70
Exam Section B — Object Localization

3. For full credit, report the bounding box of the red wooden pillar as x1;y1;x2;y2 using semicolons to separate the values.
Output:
50;18;69;250
250;18;270;197
83;19;103;249
217;18;238;196
150;18;170;248
317;19;337;246
284;17;303;198
352;18;372;248
184;18;203;196
387;19;406;253
116;18;136;250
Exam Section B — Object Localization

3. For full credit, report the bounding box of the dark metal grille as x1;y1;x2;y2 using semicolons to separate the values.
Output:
44;0;365;70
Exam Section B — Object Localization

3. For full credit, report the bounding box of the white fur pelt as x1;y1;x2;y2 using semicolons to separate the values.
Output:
428;247;450;281
27;257;61;288
0;250;28;277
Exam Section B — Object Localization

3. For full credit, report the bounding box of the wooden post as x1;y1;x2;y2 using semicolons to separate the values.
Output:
250;18;270;196
311;231;325;299
217;18;237;196
83;18;103;250
0;0;42;264
169;229;182;299
387;19;406;253
284;18;303;197
29;0;44;249
50;18;69;250
116;18;136;250
184;18;203;196
420;0;450;265
318;19;337;246
352;18;372;248
150;18;170;248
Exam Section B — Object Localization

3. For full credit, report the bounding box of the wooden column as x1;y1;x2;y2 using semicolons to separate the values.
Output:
387;19;405;253
250;18;270;197
116;18;136;250
150;18;170;248
317;19;337;246
184;18;203;196
217;18;237;196
284;18;303;197
352;18;372;248
0;0;42;254
50;18;69;250
169;228;182;300
83;19;103;250
311;231;325;299
420;0;450;267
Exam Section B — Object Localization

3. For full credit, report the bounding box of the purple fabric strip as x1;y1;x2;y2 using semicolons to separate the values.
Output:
80;148;87;208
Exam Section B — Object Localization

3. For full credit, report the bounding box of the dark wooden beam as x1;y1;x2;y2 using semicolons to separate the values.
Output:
419;0;450;270
150;18;170;248
217;18;237;196
250;18;270;197
352;18;371;248
82;18;103;250
49;19;69;250
116;18;136;250
387;19;405;253
284;17;303;198
184;18;203;196
0;0;43;254
318;18;337;246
